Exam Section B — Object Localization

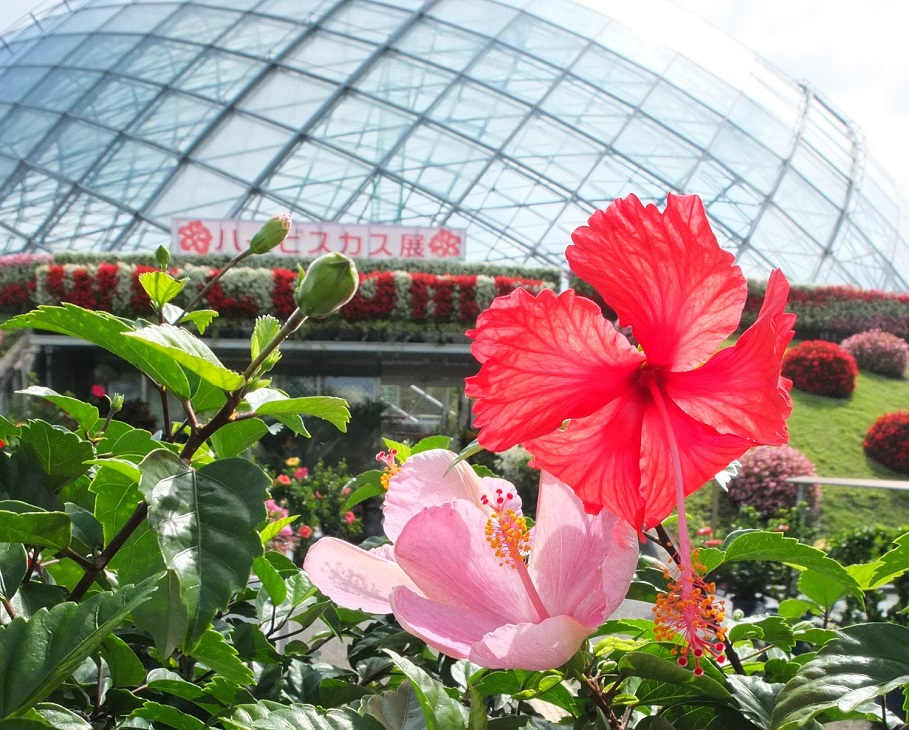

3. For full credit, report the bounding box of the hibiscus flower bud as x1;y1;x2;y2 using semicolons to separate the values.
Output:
249;213;292;254
293;252;358;318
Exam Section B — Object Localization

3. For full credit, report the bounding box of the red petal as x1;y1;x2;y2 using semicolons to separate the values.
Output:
639;393;754;527
466;288;643;452
568;194;746;371
663;269;794;444
526;389;648;530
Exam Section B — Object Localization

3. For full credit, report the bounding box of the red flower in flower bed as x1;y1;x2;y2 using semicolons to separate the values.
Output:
864;411;909;475
341;271;396;321
782;340;858;397
205;276;259;318
130;265;157;314
272;268;297;319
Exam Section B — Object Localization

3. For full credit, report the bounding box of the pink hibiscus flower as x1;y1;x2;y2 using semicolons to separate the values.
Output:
466;193;794;533
304;450;637;670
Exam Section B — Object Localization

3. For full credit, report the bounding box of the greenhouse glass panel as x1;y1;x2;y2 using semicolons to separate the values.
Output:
176;50;265;104
194;111;292;179
283;30;375;82
310;94;414;163
86;139;179;208
356;52;454;114
239;67;334;128
430;79;529;148
322;0;410;44
34;119;116;181
130;91;222;153
468;45;560;104
24;69;100;113
395;18;487;73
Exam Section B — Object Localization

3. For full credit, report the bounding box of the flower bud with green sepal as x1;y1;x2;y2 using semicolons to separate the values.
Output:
249;213;292;255
293;252;358;318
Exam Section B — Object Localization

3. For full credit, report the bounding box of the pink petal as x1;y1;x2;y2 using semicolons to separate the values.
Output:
391;586;506;660
663;269;794;444
303;538;419;615
528;473;637;625
568;194;746;371
383;450;521;542
526;390;648;531
468;615;595;671
393;500;539;625
638;394;755;527
466;287;643;452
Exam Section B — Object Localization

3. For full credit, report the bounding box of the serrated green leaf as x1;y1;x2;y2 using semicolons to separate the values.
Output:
718;530;863;602
138;271;186;309
771;623;909;729
0;544;26;601
250;316;282;375
138;450;268;649
132;701;206;730
100;634;146;688
729;616;795;652
2;305;191;397
0;577;157;717
16;388;99;433
385;650;467;730
21;703;93;729
226;700;384;730
209;419;269;459
797;570;845;611
124;324;245;391
18;420;93;493
188;628;254;686
868;531;909;588
0;502;71;550
364;682;429;730
84;457;142;483
253;554;286;606
249;392;350;433
617;651;732;701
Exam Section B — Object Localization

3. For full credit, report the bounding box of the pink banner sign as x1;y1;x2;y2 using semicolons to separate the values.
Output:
171;219;466;260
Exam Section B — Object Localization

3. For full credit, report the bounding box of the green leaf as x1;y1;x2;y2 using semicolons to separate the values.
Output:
868;531;909;588
18;420;93;493
0;544;27;601
209;419;270;458
447;439;483;472
342;471;385;511
64;503;103;553
226;701;384;730
16;388;99;433
124;324;245;391
2;305;191;397
727;674;783;730
728;616;795;652
717;530;863;602
20;703;93;729
188;628;254;686
259;515;296;545
617;651;732;701
664;704;761;730
466;683;488;730
8;583;66;621
797;570;845;611
138;450;268;649
132;701;206;730
771;623;909;729
385;650;467;730
100;634;146;688
248;390;350;432
411;435;452;454
256;571;317;631
250;316;282;375
178;308;219;335
0;502;71;550
777;598;819;619
253;554;287;606
0;577;157;717
138;271;186;309
365;682;429;730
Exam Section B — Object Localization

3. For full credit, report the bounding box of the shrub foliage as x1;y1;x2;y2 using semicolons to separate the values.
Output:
841;329;909;378
864;410;909;475
728;444;821;517
782;339;859;397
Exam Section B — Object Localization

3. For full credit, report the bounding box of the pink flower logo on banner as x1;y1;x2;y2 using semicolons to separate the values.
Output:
178;220;212;254
429;229;461;258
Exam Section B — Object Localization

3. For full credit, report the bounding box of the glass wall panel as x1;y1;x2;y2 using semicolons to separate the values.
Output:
430;80;529;148
430;0;518;38
86;139;179;208
0;67;49;102
194;111;292;179
260;140;372;219
218;14;298;58
257;0;336;23
322;0;410;44
41;192;134;251
34;119;116;180
641;81;722;148
101;3;179;33
121;38;201;85
17;34;84;66
356;53;453;114
156;6;241;44
239;68;334;128
342;174;450;228
612;116;701;188
67;34;141;70
541;78;631;145
49;6;119;34
709;125;781;195
468;44;559;104
25;69;101;112
0;167;71;235
309;94;414;163
74;76;158;129
131;91;222;153
395;18;486;72
177;50;265;104
0;108;59;158
498;13;584;67
504;114;602;191
283;30;374;82
572;45;656;107
148;162;247;220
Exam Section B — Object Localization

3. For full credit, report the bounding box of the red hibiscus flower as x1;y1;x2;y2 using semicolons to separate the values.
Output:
466;193;795;673
467;193;794;532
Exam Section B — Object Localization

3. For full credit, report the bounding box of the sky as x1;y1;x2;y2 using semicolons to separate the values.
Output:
2;0;908;191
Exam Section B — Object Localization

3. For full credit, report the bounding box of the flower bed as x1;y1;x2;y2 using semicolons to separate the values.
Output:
728;444;821;516
841;329;909;378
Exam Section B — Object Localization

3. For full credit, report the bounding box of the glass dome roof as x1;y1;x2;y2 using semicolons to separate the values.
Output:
1;0;907;290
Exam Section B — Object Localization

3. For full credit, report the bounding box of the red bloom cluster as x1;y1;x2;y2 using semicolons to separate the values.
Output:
864;411;909;475
782;340;858;397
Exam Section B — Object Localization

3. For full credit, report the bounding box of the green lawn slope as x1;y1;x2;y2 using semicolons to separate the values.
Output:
787;371;909;535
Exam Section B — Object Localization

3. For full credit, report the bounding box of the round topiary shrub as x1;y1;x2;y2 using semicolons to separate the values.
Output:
841;329;909;378
728;445;821;517
864;411;909;475
782;340;858;397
